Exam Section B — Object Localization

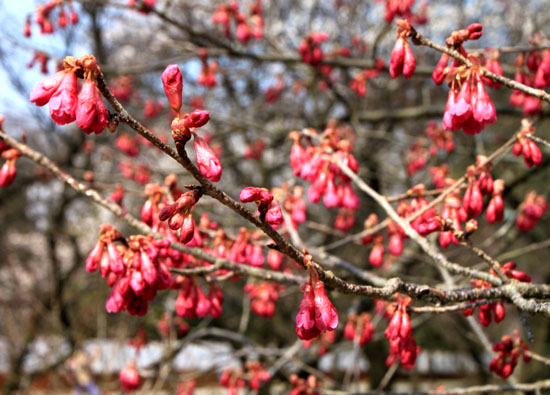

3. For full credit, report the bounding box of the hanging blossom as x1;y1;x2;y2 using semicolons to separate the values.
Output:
162;64;222;182
239;186;283;227
344;312;374;346
296;255;339;340
389;19;416;79
513;119;542;168
490;331;531;379
288;122;360;214
0;131;20;188
244;282;283;317
379;0;427;24
30;55;109;133
510;53;543;116
361;186;440;269
25;0;79;37
383;294;420;369
212;1;263;44
463;262;531;327
433;23;497;135
405;121;454;176
515;190;547;232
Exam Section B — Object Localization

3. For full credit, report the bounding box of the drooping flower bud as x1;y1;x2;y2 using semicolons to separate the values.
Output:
192;133;222;182
48;71;78;125
29;70;66;106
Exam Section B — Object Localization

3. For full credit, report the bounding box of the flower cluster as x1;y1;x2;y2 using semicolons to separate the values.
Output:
349;68;380;97
490;331;530;379
27;51;50;74
30;55;109;133
159;186;204;244
289;123;360;216
486;179;505;224
174;276;224;319
298;32;330;67
296;258;339;340
277;184;307;229
197;49;218;89
25;0;78;37
432;158;502;248
432;24;497;134
405;121;455;176
513;119;542;168
510;51;546;116
212;1;263;44
244;282;283;317
384;295;419;369
464;262;531;326
239;186;283;227
380;0;427;24
162;64;222;182
482;49;504;88
0;138;20;187
157;313;190;338
389;19;416;79
87;229;173;316
219;360;270;394
515;190;547;232
344;312;374;346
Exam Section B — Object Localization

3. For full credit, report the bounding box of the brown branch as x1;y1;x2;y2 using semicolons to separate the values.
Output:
2;129;526;304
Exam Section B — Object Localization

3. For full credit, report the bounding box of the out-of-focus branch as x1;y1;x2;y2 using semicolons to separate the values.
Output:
323;379;550;394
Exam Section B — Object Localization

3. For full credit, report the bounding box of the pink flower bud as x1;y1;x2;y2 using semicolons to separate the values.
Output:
180;214;195;244
107;242;124;274
119;361;140;392
267;249;284;270
193;133;222;182
369;243;384;267
389;37;405;78
266;201;283;226
141;252;157;285
467;23;483;40
161;64;183;113
296;283;320;340
388;233;403;256
48;71;78;125
184;110;210;128
29;70;66;106
86;242;104;273
402;41;416;78
76;78;109;134
313;282;339;332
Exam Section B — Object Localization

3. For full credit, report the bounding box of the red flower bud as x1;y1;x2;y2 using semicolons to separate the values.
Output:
184;110;210;128
192;133;222;182
161;64;183;113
